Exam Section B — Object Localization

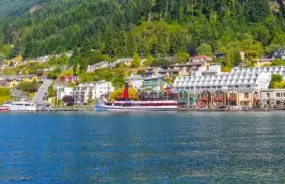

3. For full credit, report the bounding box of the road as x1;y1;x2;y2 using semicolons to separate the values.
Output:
32;79;53;103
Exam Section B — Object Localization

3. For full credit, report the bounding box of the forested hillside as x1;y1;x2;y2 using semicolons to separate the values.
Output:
1;0;285;68
0;0;51;17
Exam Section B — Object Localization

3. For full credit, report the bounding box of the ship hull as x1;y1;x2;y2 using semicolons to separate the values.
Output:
95;103;178;112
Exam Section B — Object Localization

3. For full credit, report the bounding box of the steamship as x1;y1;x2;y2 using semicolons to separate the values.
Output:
95;83;178;112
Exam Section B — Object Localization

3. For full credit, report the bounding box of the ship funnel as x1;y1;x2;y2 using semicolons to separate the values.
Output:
123;82;129;99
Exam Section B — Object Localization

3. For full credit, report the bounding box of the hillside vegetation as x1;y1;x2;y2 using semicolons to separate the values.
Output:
1;0;285;68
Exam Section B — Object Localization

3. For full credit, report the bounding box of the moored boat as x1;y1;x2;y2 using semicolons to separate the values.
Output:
95;100;178;112
2;101;37;111
95;82;178;112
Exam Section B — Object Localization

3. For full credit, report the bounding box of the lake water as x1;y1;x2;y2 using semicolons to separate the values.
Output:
0;112;285;183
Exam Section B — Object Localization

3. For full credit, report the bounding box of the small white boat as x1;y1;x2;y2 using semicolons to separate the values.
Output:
2;102;37;111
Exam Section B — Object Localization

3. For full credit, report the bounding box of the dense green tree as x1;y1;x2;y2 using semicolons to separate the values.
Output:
131;52;141;68
269;74;283;88
0;0;284;71
197;43;213;56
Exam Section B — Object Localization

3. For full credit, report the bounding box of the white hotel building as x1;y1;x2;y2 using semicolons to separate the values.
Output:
73;80;114;104
231;66;285;80
174;64;274;91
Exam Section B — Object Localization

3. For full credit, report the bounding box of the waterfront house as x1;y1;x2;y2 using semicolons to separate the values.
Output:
237;89;259;108
259;89;285;107
73;80;114;104
87;61;110;72
54;85;74;100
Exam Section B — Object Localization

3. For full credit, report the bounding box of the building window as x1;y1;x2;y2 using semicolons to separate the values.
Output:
276;93;281;97
244;93;249;99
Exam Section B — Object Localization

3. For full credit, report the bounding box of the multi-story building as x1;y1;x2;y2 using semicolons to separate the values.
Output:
231;66;285;79
126;75;144;90
73;81;114;104
109;58;132;68
259;89;285;107
174;64;271;91
54;85;74;100
142;75;166;91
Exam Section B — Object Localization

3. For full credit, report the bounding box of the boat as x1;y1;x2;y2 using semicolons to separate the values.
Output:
95;82;178;112
0;106;9;112
2;101;38;111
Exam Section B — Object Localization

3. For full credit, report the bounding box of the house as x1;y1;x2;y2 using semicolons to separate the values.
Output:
87;61;110;72
214;53;226;59
254;58;275;67
126;75;144;90
0;75;38;88
272;49;285;60
36;55;50;63
175;89;260;108
54;85;74;100
144;67;162;77
73;81;114;104
142;75;166;91
109;58;132;68
60;75;80;83
168;62;207;76
190;55;213;63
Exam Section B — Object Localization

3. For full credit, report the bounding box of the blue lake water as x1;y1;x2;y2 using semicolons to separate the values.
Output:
0;112;285;183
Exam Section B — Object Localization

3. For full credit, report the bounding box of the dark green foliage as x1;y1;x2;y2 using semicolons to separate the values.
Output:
17;81;40;93
269;74;283;88
151;59;171;68
0;88;10;96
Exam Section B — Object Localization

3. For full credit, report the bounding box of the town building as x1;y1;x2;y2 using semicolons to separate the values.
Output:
174;64;271;92
59;75;80;83
254;58;275;67
126;75;144;90
73;81;114;104
259;89;285;107
190;55;213;63
0;75;38;88
54;85;74;100
87;61;109;72
142;75;166;91
231;66;285;80
109;58;132;68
